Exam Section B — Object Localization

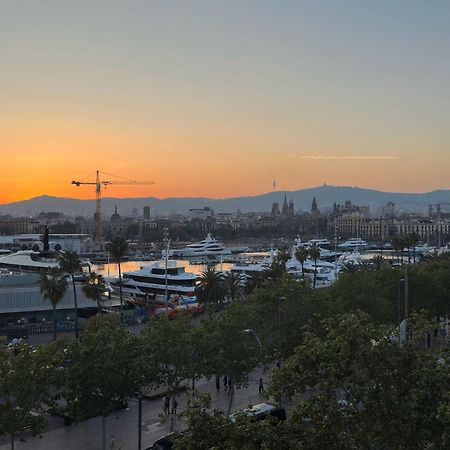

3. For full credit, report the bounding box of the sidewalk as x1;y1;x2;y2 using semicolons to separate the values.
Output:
0;367;272;450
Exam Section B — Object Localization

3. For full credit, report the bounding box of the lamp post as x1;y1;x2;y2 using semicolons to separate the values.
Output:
163;227;170;315
137;392;142;450
278;297;286;364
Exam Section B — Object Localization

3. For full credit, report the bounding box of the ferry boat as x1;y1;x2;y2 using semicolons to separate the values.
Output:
106;260;197;303
171;233;232;258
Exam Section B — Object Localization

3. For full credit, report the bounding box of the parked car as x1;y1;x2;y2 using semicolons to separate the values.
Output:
229;402;286;423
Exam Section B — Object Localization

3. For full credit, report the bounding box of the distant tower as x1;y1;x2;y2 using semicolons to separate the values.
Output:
288;197;294;216
311;197;318;215
271;202;280;216
143;205;151;221
273;177;276;192
281;193;289;216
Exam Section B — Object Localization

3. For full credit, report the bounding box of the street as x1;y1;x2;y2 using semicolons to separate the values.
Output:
0;367;270;450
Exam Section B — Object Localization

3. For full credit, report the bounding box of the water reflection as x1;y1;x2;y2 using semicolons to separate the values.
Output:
95;260;234;278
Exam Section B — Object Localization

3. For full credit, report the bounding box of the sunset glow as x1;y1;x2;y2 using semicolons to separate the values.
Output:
2;1;450;204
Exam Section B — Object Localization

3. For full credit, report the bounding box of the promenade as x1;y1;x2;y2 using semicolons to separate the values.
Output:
0;368;269;450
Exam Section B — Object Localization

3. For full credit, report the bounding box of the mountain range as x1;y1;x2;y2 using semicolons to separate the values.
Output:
1;185;449;217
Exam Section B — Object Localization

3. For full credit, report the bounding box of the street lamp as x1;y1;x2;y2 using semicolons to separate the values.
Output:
278;297;286;365
242;328;263;350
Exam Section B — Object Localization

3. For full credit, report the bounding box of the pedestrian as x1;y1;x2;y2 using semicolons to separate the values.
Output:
224;375;228;392
171;397;178;415
215;375;220;390
164;396;170;415
259;378;264;394
228;376;233;394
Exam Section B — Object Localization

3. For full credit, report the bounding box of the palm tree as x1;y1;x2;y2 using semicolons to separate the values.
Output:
105;236;128;318
39;268;67;341
372;255;385;271
341;261;360;274
275;247;291;270
295;247;309;279
409;232;420;264
83;272;106;313
59;251;82;338
391;237;403;265
308;244;321;289
223;271;245;303
195;267;226;312
245;271;269;294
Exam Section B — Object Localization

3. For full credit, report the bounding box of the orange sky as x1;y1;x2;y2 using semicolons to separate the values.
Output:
2;2;450;204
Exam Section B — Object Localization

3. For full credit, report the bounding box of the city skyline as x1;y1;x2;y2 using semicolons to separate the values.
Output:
2;1;450;203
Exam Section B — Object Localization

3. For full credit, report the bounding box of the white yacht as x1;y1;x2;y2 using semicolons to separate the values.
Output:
106;260;197;303
306;238;331;248
338;238;368;251
0;250;61;273
230;249;275;278
0;250;92;274
172;234;232;258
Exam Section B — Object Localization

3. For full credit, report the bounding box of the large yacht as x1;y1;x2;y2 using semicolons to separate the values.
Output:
172;233;232;258
338;238;368;251
0;250;61;273
106;260;197;303
0;250;92;274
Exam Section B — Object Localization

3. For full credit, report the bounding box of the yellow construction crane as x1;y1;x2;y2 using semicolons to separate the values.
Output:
72;170;154;247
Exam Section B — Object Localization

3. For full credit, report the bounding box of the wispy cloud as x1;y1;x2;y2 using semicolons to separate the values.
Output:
299;155;400;160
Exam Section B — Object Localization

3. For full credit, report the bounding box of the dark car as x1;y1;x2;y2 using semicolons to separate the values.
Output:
230;402;286;423
147;430;189;450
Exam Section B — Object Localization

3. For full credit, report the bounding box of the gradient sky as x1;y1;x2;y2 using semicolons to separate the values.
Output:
1;0;450;203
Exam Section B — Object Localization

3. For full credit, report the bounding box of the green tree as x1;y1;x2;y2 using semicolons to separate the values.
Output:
308;244;320;289
39;267;68;341
270;311;450;449
62;315;140;450
195;267;226;312
176;392;289;450
372;254;385;271
391;237;404;264
294;247;309;279
82;272;106;313
139;316;209;430
275;247;291;271
223;271;245;303
59;251;82;338
105;236;128;318
0;341;65;450
408;232;420;264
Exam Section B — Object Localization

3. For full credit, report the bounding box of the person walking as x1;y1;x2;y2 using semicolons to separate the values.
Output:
215;375;220;390
171;397;178;415
224;375;228;392
259;378;264;394
164;396;170;415
227;376;233;395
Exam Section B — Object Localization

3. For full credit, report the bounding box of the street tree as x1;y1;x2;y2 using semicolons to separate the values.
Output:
195;267;226;312
223;271;245;303
105;236;128;318
294;247;309;279
39;267;68;341
0;341;65;450
308;244;320;288
59;251;82;338
139;316;208;430
82;271;106;313
269;311;450;449
62;315;140;450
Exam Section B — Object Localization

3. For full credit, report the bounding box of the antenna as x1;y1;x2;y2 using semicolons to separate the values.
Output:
273;177;276;192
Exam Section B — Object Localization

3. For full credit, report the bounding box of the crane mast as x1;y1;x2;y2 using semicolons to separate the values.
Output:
72;170;154;249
